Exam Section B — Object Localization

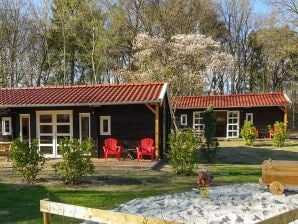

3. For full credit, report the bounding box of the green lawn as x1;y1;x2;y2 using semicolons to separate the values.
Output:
0;139;297;223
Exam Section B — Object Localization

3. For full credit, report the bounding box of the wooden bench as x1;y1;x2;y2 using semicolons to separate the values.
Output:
261;159;298;195
0;142;12;162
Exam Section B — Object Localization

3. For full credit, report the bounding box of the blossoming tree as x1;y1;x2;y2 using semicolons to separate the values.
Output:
124;33;233;96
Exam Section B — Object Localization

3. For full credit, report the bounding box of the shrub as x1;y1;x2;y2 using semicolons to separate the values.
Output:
11;139;45;183
240;120;257;146
270;121;287;147
168;129;202;175
53;138;95;184
201;105;219;162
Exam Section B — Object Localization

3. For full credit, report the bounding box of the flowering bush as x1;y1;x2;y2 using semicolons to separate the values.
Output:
168;129;202;175
270;121;287;147
11;139;45;183
240;121;257;146
53;138;95;184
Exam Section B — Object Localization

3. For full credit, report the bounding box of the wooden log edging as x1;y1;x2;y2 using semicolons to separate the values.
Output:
40;198;182;224
256;208;298;224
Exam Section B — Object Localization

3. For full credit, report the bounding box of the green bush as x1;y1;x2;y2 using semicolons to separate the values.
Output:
168;129;202;175
202;105;219;162
271;121;287;147
11;139;45;183
53;138;95;184
240;120;257;146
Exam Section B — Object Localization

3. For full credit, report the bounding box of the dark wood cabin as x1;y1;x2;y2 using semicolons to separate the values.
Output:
173;93;291;138
0;82;172;159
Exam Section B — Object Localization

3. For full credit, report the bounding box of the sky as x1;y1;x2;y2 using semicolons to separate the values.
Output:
253;0;270;14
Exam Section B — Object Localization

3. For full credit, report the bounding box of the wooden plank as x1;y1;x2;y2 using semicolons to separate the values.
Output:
155;103;159;160
284;107;288;127
40;199;181;224
256;208;298;224
145;104;156;115
264;171;298;177
263;176;298;186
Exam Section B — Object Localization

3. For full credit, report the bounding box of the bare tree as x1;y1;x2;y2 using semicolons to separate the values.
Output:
266;0;298;27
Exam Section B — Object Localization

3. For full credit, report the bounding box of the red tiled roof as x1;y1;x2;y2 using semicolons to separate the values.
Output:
172;93;290;109
0;82;168;107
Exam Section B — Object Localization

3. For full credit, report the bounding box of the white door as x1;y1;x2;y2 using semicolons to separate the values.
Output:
227;111;240;138
37;111;73;158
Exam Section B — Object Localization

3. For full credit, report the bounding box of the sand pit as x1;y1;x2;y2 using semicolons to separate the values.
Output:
114;184;298;224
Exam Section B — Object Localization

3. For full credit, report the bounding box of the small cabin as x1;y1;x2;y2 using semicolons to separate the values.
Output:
0;82;172;159
173;93;291;138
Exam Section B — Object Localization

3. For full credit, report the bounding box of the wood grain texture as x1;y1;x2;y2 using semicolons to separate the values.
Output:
256;208;298;224
262;160;298;186
40;199;182;224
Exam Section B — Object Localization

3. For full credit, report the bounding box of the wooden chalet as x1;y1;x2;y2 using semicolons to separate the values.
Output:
173;93;291;138
0;82;171;159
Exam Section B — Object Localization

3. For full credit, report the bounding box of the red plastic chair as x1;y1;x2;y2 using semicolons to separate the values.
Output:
136;138;155;161
102;138;122;161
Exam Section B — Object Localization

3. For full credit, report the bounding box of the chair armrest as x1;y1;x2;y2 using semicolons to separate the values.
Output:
136;146;141;153
103;146;108;152
150;146;155;152
116;146;122;152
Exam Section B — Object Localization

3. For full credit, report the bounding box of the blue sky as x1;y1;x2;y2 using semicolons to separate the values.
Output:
253;0;270;13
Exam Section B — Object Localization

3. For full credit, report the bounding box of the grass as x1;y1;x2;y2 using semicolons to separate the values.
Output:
0;139;297;223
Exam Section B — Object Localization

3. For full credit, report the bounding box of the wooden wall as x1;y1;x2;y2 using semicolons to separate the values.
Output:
1;101;170;159
175;106;284;137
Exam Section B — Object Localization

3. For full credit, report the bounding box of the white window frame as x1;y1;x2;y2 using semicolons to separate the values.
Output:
193;111;204;131
180;114;188;125
245;113;253;123
2;117;12;135
79;113;91;140
226;111;240;138
36;110;73;158
100;116;111;135
20;114;31;142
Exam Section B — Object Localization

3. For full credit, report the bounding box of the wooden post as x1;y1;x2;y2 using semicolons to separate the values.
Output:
145;103;160;160
155;103;159;160
43;212;51;224
41;198;51;224
284;107;288;126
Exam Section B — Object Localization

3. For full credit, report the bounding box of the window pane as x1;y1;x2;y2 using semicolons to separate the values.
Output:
40;115;52;123
40;136;53;144
4;120;10;132
40;146;52;155
57;125;70;133
57;136;70;144
21;118;30;141
57;114;70;123
103;119;109;132
81;116;90;140
40;125;52;133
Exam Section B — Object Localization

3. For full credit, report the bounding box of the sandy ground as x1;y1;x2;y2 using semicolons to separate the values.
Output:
114;184;298;224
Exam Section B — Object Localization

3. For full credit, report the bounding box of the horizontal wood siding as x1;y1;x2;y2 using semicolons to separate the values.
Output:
2;104;169;158
239;107;284;132
175;107;284;137
97;104;155;156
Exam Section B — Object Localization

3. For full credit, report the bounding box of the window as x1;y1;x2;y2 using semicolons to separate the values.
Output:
2;117;12;135
181;114;187;125
80;113;90;140
193;112;204;131
20;114;30;141
227;111;239;138
246;113;253;123
100;116;111;135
